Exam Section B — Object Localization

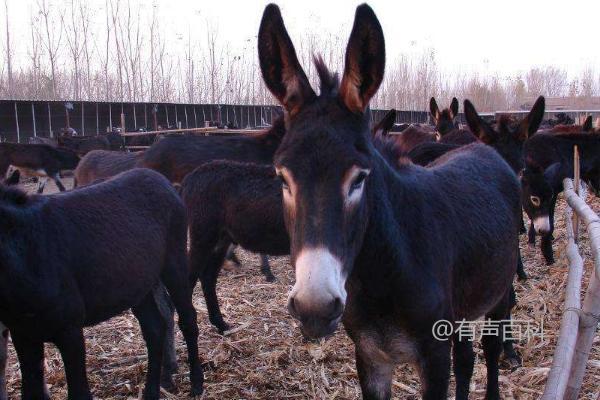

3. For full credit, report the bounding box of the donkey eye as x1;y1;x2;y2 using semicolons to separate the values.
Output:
530;196;541;207
349;172;367;194
278;174;290;192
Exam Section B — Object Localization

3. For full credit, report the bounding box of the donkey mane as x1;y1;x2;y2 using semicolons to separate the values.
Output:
313;55;339;97
0;185;29;206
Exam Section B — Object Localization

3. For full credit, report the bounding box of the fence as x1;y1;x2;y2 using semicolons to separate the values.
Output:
0;100;284;143
541;147;600;399
0;100;435;143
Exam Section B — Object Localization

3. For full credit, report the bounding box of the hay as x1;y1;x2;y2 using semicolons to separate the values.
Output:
4;177;599;399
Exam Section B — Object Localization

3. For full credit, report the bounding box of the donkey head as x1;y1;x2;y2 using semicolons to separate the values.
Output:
372;109;396;140
259;3;385;338
464;96;545;174
521;163;563;234
430;97;459;136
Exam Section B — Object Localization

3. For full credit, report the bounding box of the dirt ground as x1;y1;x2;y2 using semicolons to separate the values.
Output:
3;177;600;399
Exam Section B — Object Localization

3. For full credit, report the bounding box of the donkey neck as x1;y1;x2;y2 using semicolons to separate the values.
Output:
350;151;442;302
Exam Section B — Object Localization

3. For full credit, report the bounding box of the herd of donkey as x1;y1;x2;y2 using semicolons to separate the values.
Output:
1;3;600;400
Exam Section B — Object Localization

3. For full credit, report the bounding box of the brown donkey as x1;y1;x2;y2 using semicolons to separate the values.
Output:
259;4;519;399
429;97;459;137
0;143;80;193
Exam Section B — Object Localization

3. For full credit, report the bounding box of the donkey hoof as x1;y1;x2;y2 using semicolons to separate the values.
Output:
500;352;522;371
264;274;277;283
517;271;528;281
190;367;205;397
215;322;231;335
160;375;176;392
545;258;555;266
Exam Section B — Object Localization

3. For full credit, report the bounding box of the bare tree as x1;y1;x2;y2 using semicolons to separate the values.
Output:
78;1;94;99
4;0;13;97
38;0;63;98
62;0;84;99
27;10;43;99
1;0;599;111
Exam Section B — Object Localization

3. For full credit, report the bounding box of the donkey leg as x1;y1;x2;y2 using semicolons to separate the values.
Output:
132;293;166;400
224;245;241;267
527;221;536;247
0;326;8;400
51;173;67;192
519;214;526;234
36;177;48;194
161;255;204;396
482;295;511;400
196;246;230;333
355;347;393;400
11;333;50;400
516;246;527;281
501;286;521;369
152;285;178;391
418;339;451;400
541;234;554;265
260;254;276;282
53;328;93;400
541;196;558;265
453;335;474;400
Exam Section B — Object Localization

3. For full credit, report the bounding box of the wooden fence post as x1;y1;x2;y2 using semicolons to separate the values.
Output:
14;102;20;143
47;102;52;138
565;270;600;399
541;179;584;400
573;146;580;243
31;102;36;137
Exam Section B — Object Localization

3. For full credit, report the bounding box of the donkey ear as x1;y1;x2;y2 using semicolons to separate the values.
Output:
518;96;545;140
429;97;440;123
339;4;385;114
373;109;396;138
450;97;459;119
258;4;315;116
583;115;593;132
464;99;497;144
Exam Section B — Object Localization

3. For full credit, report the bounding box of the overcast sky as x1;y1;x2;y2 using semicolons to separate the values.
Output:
4;0;600;78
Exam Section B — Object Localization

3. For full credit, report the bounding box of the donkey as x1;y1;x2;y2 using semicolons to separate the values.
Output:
57;132;124;153
259;4;520;399
430;97;459;137
181;108;400;334
74;149;143;187
0;170;23;400
409;98;545;281
387;124;437;154
547;115;593;134
141;117;285;184
28;137;57;147
0;143;80;193
522;132;600;264
141;117;286;282
0;169;203;399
